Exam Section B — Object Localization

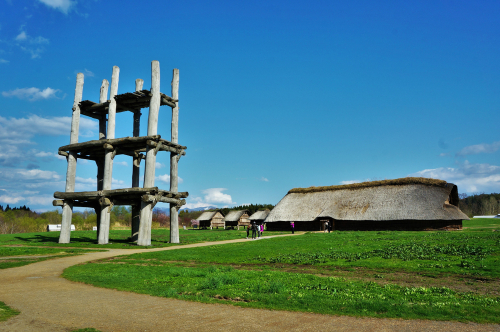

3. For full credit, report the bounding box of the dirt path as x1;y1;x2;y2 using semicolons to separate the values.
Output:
1;235;499;332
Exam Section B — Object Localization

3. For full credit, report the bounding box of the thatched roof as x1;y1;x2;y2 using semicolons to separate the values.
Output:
196;211;220;221
288;177;447;194
266;178;468;222
248;209;270;221
223;210;249;222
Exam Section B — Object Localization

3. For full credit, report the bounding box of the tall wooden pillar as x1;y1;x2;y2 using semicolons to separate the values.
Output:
98;66;119;244
138;61;160;246
59;73;84;244
131;78;143;241
95;79;109;240
170;69;180;244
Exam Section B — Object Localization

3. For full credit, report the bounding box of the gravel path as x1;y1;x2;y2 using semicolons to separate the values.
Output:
1;235;499;332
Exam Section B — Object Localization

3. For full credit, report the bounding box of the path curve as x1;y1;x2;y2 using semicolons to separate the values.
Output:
1;235;499;332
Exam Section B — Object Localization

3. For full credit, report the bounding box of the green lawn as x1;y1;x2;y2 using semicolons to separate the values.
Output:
0;301;19;322
0;228;287;249
463;217;500;230
64;227;500;323
0;247;103;269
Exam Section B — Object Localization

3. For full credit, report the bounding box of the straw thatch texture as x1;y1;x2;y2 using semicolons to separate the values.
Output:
248;209;270;221
266;178;468;231
196;211;217;221
289;177;447;194
196;211;224;228
224;210;248;222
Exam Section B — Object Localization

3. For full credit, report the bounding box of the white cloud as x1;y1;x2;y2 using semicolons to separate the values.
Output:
157;174;184;184
202;188;234;205
0;115;96;166
340;180;361;185
0;114;97;137
14;29;49;58
409;161;500;193
2;87;59;101
26;195;54;205
84;69;94;77
115;161;128;167
17;169;60;180
439;153;449;157
155;162;165;169
0;59;8;64
15;31;27;41
456;141;500;156
37;0;76;14
0;195;24;204
260;177;269;182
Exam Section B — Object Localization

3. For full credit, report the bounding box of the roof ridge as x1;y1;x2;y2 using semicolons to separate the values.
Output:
288;177;448;194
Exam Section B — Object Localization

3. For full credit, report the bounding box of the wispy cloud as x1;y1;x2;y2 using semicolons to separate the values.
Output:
0;59;8;64
456;141;500;156
340;180;361;185
2;87;59;101
37;0;76;14
84;69;94;77
408;161;500;193
156;174;184;184
0;115;97;166
260;177;269;182
14;29;49;58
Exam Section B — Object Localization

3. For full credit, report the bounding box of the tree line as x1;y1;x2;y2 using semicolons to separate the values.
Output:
458;193;500;217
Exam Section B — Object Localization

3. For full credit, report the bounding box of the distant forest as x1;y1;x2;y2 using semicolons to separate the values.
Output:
458;193;500;218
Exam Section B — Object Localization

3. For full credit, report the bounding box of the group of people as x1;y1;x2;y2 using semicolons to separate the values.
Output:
246;221;264;239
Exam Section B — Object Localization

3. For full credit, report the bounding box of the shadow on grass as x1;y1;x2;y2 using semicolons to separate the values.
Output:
13;234;143;246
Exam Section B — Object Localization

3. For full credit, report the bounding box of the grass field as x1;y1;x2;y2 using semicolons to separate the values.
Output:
63;221;500;323
0;301;19;322
0;228;287;249
0;247;103;269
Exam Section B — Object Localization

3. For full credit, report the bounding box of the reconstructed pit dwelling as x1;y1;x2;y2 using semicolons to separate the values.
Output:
265;177;469;231
53;61;187;246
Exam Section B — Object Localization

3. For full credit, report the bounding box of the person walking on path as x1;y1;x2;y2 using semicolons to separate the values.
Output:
251;222;258;239
260;224;264;235
324;221;329;233
290;222;295;234
246;225;250;239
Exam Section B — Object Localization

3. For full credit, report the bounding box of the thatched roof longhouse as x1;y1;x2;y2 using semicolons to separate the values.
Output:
266;177;468;231
196;211;218;221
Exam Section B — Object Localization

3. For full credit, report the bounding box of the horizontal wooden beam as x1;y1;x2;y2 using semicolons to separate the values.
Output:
54;187;160;199
141;195;186;206
59;135;162;152
146;140;186;155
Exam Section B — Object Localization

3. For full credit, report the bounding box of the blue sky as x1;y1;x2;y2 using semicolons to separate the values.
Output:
0;0;499;212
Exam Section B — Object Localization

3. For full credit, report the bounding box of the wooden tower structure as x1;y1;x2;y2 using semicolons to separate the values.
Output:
53;61;188;246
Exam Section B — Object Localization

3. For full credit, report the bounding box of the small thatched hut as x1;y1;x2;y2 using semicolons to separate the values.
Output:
248;209;271;226
265;177;469;231
196;211;224;229
223;210;250;230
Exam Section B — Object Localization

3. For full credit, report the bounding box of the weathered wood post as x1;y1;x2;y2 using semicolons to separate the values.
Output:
131;78;144;241
138;61;160;246
95;79;109;240
59;73;84;244
98;66;119;244
170;69;180;244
